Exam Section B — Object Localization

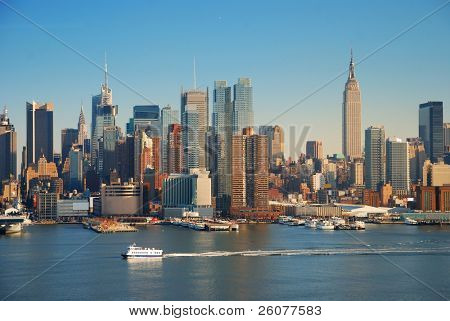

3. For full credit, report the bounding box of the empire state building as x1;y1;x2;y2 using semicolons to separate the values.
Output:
342;52;362;159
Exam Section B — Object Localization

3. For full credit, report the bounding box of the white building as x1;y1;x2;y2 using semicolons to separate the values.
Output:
162;168;212;217
57;199;89;221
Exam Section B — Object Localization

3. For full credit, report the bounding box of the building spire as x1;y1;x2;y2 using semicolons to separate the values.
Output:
193;56;197;90
349;49;356;79
104;51;109;89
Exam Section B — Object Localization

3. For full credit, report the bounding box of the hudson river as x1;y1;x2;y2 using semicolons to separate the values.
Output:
1;224;449;300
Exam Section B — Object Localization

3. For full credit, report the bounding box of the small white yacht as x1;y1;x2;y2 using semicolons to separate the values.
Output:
121;243;163;259
305;218;318;228
331;217;346;226
317;220;335;230
404;218;418;225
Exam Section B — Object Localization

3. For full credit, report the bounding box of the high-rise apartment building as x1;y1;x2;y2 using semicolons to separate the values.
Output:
212;80;233;211
0;108;17;182
386;138;409;195
233;78;253;134
342;52;362;159
350;158;364;186
419;101;443;163
181;88;208;169
231;128;268;212
26;101;54;165
364;126;385;191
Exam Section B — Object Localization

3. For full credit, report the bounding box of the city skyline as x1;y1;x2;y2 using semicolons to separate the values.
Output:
0;0;449;160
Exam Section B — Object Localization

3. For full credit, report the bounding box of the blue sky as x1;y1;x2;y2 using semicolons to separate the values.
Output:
0;0;449;159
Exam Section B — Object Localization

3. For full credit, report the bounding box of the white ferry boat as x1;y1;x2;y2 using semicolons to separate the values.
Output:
0;222;22;234
121;243;163;259
331;217;346;226
317;220;335;230
404;218;418;225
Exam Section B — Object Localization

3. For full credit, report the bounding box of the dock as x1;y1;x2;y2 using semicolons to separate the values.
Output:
83;218;138;233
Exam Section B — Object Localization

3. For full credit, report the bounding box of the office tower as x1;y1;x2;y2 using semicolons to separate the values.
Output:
77;104;88;152
91;61;112;146
419;101;443;162
364;126;385;191
342;52;362;159
231;128;268;211
386;138;410;195
102;126;119;179
68;146;83;191
167;124;183;174
233;78;253;134
91;61;115;169
407;138;426;184
116;135;134;183
161;105;179;173
61;128;78;166
350;158;364;186
212;80;233;211
0;107;17;182
260;125;285;167
306;140;323;160
181;88;208;169
444;123;450;153
92;104;118;172
26;101;54;164
134;130;160;182
182;104;200;171
130;105;161;134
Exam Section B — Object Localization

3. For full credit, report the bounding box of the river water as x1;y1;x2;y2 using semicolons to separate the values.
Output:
0;223;449;300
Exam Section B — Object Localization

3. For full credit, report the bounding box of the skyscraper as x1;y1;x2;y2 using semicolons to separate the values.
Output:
419;101;443;162
77;104;88;152
260;125;285;167
167;124;183;174
306;140;323;160
61;128;78;167
342;52;362;159
0;107;17;182
181;88;208;169
91;61;114;169
182;104;200;172
407;137;426;184
212;80;233;211
68;145;83;191
233;78;253;134
231;128;268;212
130;105;161;134
161;105;179;173
364;126;385;191
26;101;54;165
444;123;450;153
386;138;409;195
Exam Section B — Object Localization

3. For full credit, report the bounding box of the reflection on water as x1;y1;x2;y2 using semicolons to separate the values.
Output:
125;257;163;269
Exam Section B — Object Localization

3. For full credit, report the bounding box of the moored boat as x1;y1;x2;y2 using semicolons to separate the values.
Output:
317;220;335;230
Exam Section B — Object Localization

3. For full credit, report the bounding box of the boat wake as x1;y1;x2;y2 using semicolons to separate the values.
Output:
164;247;450;258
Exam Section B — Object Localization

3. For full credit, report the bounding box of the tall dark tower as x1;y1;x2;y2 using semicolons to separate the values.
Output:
419;101;444;163
26;101;54;165
0;107;17;182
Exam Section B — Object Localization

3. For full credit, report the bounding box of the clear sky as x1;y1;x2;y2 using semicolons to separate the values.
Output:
0;0;449;161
